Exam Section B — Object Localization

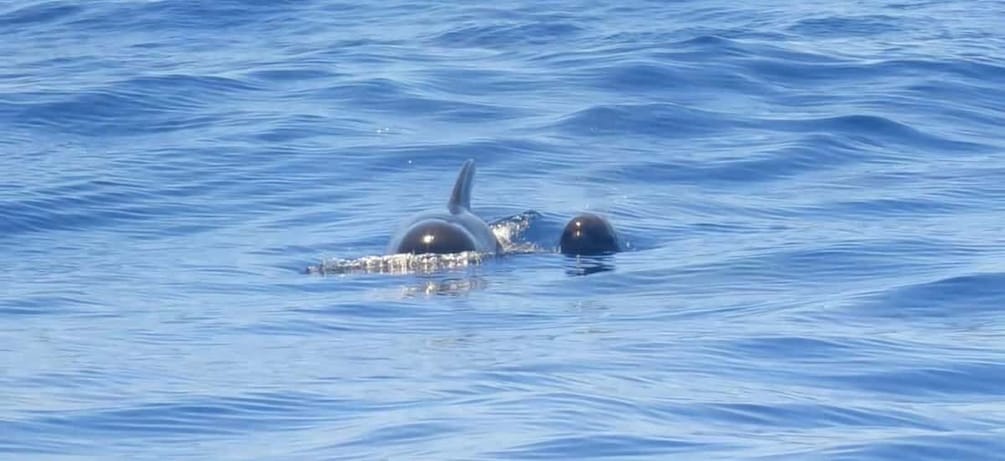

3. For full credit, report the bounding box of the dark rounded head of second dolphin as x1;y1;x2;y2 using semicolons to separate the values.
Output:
387;159;501;255
560;212;621;255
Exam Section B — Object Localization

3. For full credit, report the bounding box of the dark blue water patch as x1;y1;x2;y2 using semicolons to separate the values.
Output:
122;74;263;98
856;272;1005;319
431;21;585;49
2;391;344;443
9;74;262;136
0;2;82;27
0;430;91;457
758;114;987;152
0;295;98;317
361;139;554;176
554;103;740;139
788;15;902;38
79;0;301;33
609;134;875;186
313;41;423;68
462;367;571;390
670;239;969;289
884;1;946;10
317;78;521;121
708;36;853;65
251;114;363;143
821;195;983;218
581;59;775;97
0;169;289;239
661;35;758;59
334;421;463;449
492;434;713;459
238;317;356;336
730;56;881;87
826;360;1005;397
290;295;447;320
817;433;1005;461
0;179;183;237
244;67;341;84
913;58;1005;85
902;82;1005;126
1;194;144;236
728;336;857;361
688;401;945;431
739;55;1005;89
414;67;545;97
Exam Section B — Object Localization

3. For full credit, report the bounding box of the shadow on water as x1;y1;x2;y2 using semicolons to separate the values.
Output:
562;254;617;277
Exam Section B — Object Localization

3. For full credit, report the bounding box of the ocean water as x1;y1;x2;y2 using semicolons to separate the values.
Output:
2;0;1004;459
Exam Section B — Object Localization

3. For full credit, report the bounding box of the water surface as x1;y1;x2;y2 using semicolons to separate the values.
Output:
2;1;1004;459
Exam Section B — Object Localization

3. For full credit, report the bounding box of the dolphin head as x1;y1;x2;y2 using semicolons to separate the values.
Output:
389;219;478;254
559;213;621;255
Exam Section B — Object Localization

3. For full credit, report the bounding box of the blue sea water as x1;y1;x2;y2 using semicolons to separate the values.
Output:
2;0;1005;459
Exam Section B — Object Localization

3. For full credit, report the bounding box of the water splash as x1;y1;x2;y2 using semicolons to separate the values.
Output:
306;251;485;275
491;209;543;254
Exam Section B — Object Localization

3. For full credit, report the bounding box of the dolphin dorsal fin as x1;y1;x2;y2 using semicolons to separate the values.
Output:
448;159;475;214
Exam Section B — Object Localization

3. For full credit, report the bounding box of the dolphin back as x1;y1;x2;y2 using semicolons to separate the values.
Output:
448;159;475;214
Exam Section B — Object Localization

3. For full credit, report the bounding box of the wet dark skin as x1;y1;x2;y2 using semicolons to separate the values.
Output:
559;213;621;255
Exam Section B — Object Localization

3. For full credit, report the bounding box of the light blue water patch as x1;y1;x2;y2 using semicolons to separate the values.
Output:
2;0;1004;459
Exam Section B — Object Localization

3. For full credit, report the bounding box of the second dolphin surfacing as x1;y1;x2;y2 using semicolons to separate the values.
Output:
386;159;502;255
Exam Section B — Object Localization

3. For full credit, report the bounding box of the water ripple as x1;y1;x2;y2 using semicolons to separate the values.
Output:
3;0;1004;459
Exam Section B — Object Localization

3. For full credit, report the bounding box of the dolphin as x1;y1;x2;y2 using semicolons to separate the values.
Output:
559;212;621;255
387;159;502;255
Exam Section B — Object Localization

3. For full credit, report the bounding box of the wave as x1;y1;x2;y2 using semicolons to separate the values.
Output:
858;272;1005;318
